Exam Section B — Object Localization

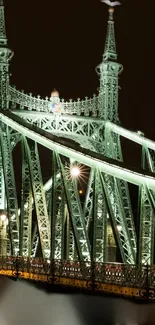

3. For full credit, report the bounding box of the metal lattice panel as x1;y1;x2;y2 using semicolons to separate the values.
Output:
25;140;50;258
0;147;5;210
65;207;76;260
101;173;135;264
31;224;39;257
83;169;94;229
20;139;33;256
13;112;105;152
0;123;19;255
138;147;155;264
138;185;155;265
9;86;99;117
58;155;90;261
104;129;137;262
51;152;65;260
92;169;107;262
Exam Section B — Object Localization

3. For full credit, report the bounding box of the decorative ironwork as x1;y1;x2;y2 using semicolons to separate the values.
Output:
1;0;155;302
1;256;155;299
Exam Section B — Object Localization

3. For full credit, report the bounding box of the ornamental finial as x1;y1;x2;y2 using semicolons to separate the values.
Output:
101;0;121;7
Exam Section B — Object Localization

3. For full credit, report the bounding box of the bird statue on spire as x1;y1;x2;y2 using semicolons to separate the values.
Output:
101;0;121;6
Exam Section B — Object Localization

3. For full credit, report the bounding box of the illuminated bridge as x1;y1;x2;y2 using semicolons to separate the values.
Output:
1;1;155;300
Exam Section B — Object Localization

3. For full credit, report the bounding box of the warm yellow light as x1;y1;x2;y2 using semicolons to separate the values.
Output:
79;189;83;195
1;213;7;222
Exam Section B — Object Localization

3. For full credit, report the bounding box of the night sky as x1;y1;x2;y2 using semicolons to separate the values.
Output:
5;0;155;138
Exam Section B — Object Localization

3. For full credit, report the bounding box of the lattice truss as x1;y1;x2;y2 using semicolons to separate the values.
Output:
1;1;155;266
0;113;151;265
0;113;155;264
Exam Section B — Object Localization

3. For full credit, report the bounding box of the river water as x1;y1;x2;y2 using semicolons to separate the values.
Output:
0;277;155;325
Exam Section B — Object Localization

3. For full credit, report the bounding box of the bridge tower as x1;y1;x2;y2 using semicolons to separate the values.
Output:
0;0;13;213
0;0;141;265
96;7;123;123
0;0;13;110
96;4;137;264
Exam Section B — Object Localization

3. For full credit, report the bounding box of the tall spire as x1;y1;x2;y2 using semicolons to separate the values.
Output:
96;6;123;123
0;0;7;46
0;0;13;110
103;8;117;61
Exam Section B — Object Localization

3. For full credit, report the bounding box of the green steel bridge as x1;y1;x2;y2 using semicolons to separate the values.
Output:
0;1;155;300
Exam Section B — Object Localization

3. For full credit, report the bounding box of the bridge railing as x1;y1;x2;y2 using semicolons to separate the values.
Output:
8;86;100;117
1;256;155;289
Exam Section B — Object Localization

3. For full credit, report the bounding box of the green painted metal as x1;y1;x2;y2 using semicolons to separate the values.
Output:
0;0;13;110
91;169;107;262
96;8;123;122
51;152;65;260
1;1;155;266
20;139;33;256
0;123;19;255
25;140;51;258
58;155;90;261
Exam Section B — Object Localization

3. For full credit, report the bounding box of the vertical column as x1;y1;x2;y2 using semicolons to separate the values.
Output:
0;0;13;110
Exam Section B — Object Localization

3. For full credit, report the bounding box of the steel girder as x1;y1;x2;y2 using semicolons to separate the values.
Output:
138;185;155;265
83;169;94;229
67;223;76;260
100;172;135;264
31;224;39;257
104;129;136;263
137;147;155;264
3;112;155;189
0;149;5;210
20;139;33;256
51;152;65;260
25;140;50;258
58;155;90;261
91;169;107;262
0;123;19;255
13;112;105;153
65;207;76;260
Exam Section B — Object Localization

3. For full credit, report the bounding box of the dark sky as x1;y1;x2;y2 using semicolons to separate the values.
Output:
4;0;155;139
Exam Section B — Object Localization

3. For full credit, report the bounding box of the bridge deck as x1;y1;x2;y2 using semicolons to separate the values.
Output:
0;257;155;300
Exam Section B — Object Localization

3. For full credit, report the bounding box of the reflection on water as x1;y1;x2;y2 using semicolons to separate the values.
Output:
0;277;155;325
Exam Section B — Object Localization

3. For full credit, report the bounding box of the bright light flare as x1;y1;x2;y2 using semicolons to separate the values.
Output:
66;162;89;187
70;166;80;177
0;213;7;222
117;225;122;232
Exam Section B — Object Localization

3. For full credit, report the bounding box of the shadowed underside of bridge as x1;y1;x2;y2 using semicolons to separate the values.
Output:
1;1;155;301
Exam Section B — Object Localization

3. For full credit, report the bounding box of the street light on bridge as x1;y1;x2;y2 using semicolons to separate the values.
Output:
70;165;80;178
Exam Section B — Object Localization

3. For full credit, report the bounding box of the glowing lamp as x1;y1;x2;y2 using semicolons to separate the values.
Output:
1;213;7;222
51;89;59;98
117;225;122;232
70;166;80;177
